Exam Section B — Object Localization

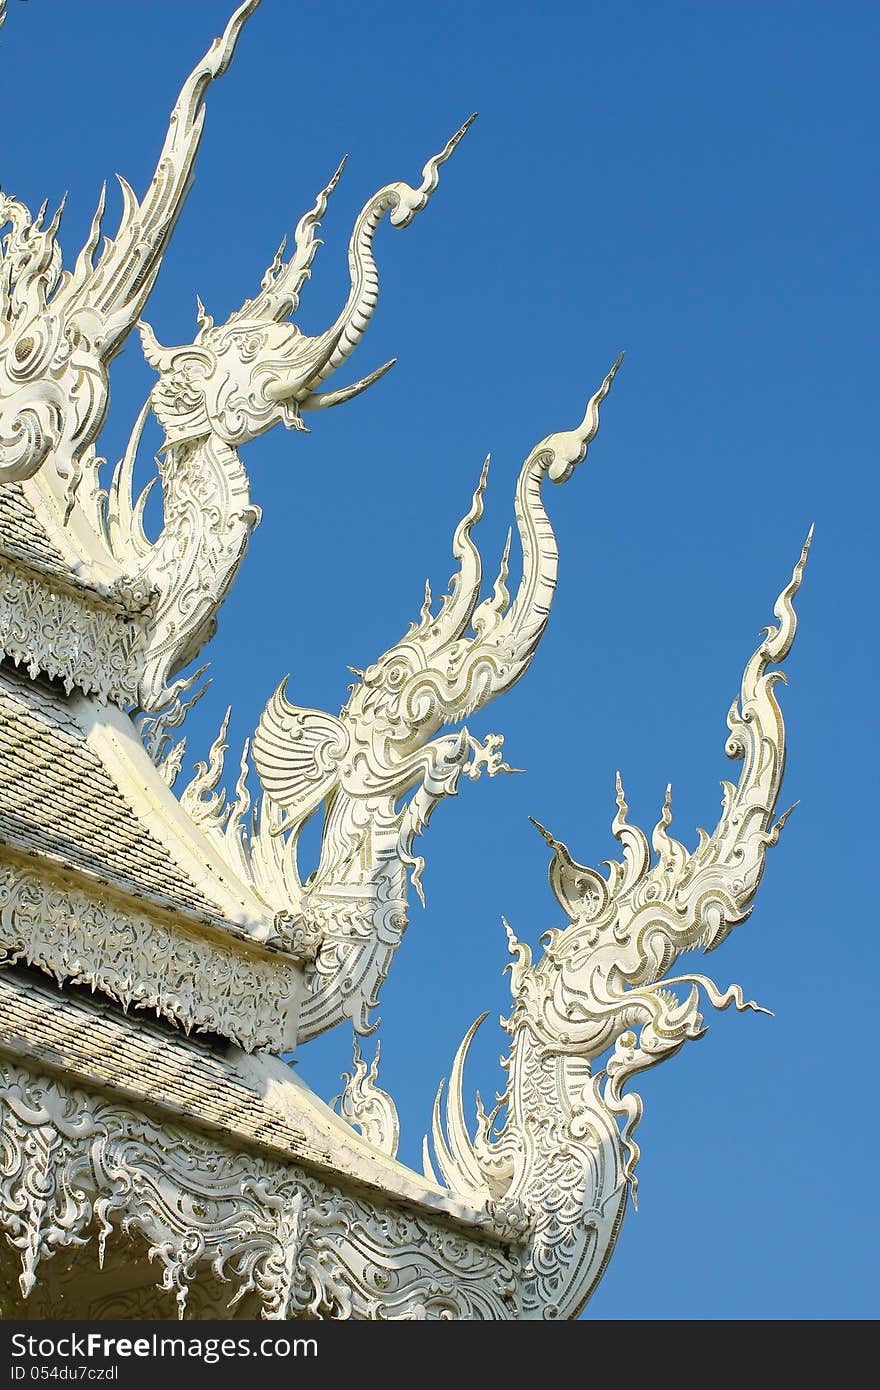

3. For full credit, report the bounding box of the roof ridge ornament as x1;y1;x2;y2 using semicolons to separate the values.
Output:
0;1;260;506
0;0;810;1323
103;117;474;711
428;536;810;1316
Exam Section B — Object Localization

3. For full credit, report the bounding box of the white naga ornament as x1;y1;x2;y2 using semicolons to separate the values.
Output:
0;0;809;1320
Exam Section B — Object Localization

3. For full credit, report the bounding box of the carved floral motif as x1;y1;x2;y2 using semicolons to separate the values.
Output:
428;539;809;1317
0;856;299;1052
0;1059;519;1320
0;560;144;705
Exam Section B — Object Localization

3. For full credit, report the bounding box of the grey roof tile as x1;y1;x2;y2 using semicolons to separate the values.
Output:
0;482;71;578
0;661;225;920
0;969;495;1240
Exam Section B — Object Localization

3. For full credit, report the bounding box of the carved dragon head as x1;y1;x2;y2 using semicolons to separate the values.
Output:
137;118;474;453
428;531;811;1220
0;0;260;502
251;367;620;844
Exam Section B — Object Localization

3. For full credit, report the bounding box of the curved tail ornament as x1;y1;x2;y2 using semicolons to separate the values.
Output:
267;113;478;408
428;531;811;1318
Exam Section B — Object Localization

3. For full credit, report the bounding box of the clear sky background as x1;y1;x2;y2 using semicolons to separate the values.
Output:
3;0;876;1320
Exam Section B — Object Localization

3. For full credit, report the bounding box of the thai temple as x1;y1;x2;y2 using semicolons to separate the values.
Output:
0;0;806;1319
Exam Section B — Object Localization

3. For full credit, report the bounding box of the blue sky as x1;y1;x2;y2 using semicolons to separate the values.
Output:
4;0;876;1319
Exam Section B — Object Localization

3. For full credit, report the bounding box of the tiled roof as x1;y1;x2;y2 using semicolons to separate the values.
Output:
0;660;224;921
0;967;306;1158
0;481;71;579
0;968;493;1237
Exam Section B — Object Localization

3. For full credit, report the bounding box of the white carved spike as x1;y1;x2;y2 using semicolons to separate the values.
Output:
429;1079;460;1194
651;783;688;882
391;113;478;227
156;738;186;789
419;579;433;625
306;117;476;392
70;183;107;286
225;739;253;848
412;455;490;649
543;353;624;484
443;1012;493;1198
471;528;511;640
105;397;163;564
530;816;609;923
333;1038;400;1158
231;154;347;326
608;770;650;893
195;294;213;331
298;357;397;413
180;708;231;827
1;0;260;497
765;524;812;662
422;1136;441;1186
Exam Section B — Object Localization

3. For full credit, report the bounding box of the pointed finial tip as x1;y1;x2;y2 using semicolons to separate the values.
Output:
607;351;625;380
448;112;478;146
328;154;348;188
528;815;553;846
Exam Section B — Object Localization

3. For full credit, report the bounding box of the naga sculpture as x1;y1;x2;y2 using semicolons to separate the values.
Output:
427;533;809;1315
100;113;473;710
182;361;619;1037
0;1;258;502
0;0;809;1320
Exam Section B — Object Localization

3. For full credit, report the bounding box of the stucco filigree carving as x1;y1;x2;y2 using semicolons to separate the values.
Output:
182;372;619;1047
0;559;145;705
0;1;258;501
96;118;472;712
427;537;809;1318
244;367;618;1041
1;0;812;1324
0;1059;519;1320
0;856;299;1051
333;1039;400;1158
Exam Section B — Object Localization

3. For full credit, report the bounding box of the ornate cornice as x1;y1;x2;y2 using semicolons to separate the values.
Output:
0;1056;520;1319
0;556;147;705
0;854;301;1052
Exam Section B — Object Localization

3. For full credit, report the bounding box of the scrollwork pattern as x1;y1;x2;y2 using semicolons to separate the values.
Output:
428;539;809;1318
0;858;299;1051
0;561;144;705
0;1059;519;1320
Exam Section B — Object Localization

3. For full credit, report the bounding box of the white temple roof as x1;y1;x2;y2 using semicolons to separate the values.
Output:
0;659;264;931
0;965;503;1243
0;481;70;579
